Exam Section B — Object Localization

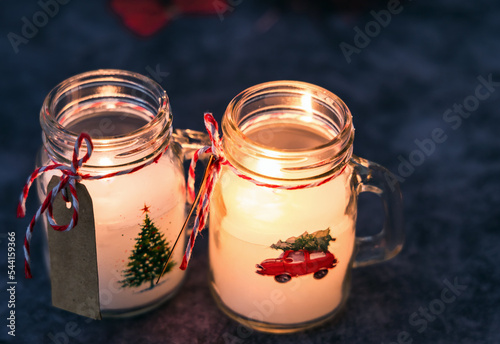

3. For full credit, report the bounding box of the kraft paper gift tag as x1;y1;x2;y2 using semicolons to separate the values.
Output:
47;176;101;320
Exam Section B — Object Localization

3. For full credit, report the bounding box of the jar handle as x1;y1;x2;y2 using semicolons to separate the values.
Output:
350;155;404;267
172;128;211;161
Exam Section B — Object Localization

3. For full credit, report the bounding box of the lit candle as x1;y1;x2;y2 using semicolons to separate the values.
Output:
209;112;356;325
33;70;189;317
208;81;404;332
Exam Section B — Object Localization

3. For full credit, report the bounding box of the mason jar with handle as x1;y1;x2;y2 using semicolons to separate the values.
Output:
208;80;404;333
32;69;208;318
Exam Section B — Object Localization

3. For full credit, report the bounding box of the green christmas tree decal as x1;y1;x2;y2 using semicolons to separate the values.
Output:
120;205;175;290
270;228;336;252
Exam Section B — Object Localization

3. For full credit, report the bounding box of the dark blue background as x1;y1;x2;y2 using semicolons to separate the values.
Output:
1;1;499;343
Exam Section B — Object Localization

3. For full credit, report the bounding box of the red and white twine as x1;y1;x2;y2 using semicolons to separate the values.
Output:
18;133;167;278
179;113;347;270
19;111;347;276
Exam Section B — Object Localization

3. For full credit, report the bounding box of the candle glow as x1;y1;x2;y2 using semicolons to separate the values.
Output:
209;112;357;325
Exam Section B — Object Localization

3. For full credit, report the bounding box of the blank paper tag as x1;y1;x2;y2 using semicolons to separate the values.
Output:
47;176;102;320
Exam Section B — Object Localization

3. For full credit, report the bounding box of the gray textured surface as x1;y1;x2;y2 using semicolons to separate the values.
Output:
1;1;499;343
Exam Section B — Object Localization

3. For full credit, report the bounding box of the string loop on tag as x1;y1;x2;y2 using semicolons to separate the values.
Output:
18;133;168;278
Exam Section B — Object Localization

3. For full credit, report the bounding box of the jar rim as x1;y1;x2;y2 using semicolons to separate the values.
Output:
225;80;353;152
222;80;354;181
40;69;172;170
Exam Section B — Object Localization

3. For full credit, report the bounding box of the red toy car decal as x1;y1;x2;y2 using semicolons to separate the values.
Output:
255;229;338;283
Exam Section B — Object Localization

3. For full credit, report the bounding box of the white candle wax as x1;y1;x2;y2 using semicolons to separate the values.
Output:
36;70;189;316
83;156;186;312
209;115;356;325
40;149;186;313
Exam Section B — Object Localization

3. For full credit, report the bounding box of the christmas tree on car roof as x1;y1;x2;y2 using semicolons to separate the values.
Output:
270;228;335;252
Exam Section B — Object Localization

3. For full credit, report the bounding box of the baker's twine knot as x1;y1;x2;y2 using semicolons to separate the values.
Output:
180;113;225;269
18;133;167;278
17;133;93;278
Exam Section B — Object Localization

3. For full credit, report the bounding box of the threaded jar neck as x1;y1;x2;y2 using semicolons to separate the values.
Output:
222;81;354;182
40;69;172;173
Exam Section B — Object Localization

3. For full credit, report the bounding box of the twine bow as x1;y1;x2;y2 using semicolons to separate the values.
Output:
18;133;166;278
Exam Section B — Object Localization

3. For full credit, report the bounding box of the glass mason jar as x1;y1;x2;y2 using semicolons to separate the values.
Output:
208;81;404;333
36;70;189;318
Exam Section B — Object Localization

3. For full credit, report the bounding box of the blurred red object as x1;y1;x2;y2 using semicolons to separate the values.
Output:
110;0;228;36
